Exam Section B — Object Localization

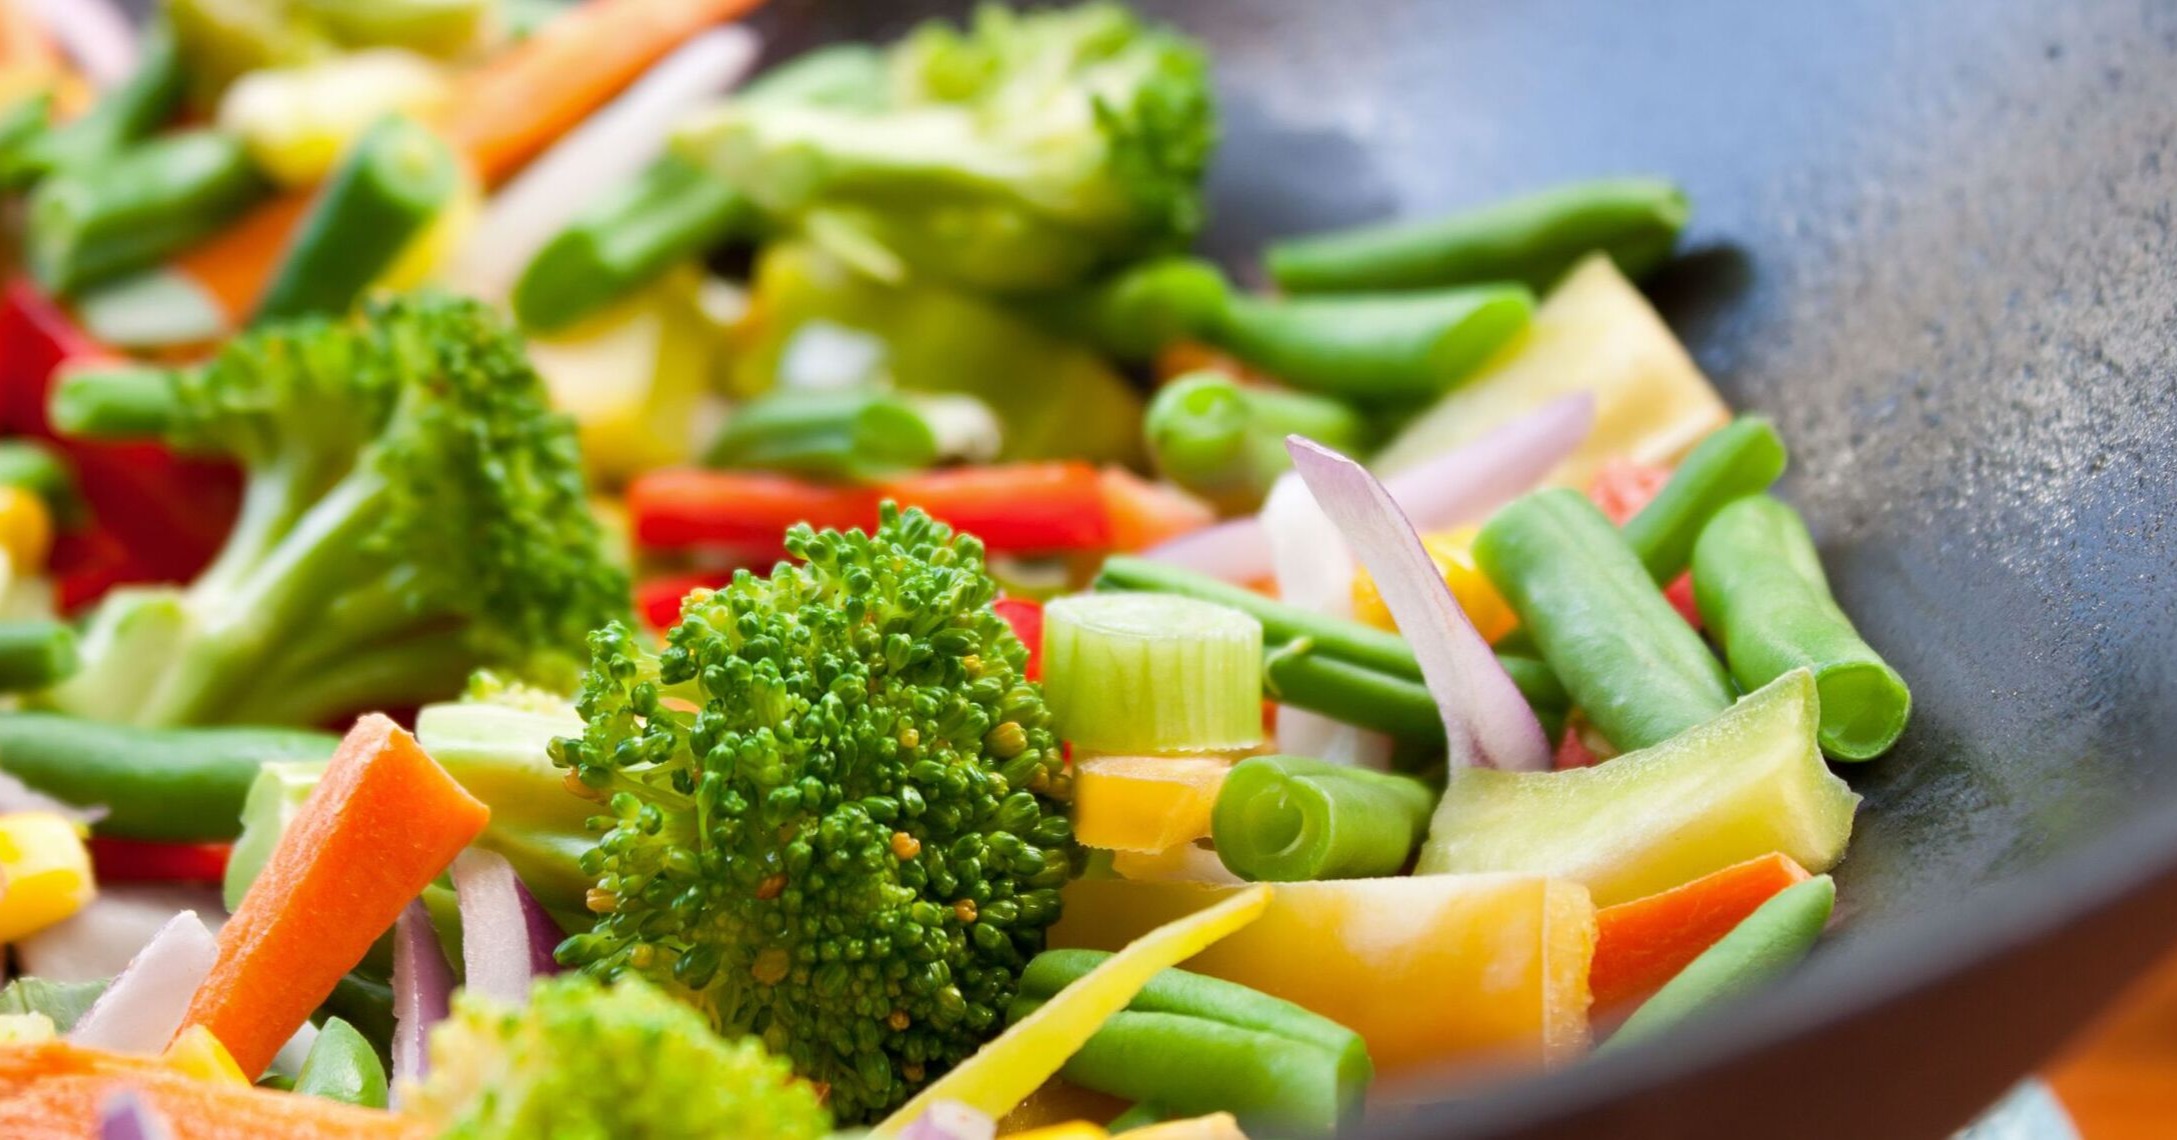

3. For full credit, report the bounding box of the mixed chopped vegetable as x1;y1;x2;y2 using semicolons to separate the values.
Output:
0;2;1914;1138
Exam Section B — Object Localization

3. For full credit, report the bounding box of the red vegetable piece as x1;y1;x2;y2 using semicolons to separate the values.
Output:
882;462;1113;554
991;597;1044;681
86;838;232;884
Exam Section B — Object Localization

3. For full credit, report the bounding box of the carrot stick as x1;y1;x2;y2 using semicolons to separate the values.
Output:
176;714;488;1077
447;0;767;184
1589;851;1811;1009
0;1040;430;1138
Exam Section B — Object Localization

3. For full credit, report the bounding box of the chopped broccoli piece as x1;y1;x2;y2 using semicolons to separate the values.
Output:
552;505;1074;1123
40;293;628;727
405;973;830;1140
678;2;1216;293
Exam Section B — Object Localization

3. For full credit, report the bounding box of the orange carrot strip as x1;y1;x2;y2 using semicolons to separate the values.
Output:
447;0;768;184
176;714;488;1076
1589;851;1811;1009
1097;466;1216;552
168;191;315;324
0;1040;430;1138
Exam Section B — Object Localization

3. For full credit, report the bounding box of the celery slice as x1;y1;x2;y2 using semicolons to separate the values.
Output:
1042;593;1264;754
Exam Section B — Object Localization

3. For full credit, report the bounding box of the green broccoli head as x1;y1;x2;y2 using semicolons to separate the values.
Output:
678;2;1215;294
552;505;1073;1123
406;973;831;1140
43;292;628;726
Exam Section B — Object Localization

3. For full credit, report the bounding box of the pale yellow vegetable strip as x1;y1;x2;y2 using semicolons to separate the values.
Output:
869;884;1274;1138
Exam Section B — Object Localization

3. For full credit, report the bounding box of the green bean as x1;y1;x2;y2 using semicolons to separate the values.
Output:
26;129;269;296
1105;1102;1168;1132
1097;556;1421;679
1145;371;1372;513
0;439;81;525
704;388;938;482
1621;416;1788;584
1476;489;1734;752
0;714;338;841
1014;951;1369;1137
1211;755;1434;881
0;622;77;693
6;18;185;187
293;1016;388;1108
513;154;753;333
1605;875;1835;1050
1262;644;1443;746
1266;176;1690;294
254;115;458;325
1015;257;1232;361
1207;285;1534;406
1692;495;1910;759
47;364;182;441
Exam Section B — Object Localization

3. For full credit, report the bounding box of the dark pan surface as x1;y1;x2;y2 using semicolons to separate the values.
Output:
751;1;2177;1134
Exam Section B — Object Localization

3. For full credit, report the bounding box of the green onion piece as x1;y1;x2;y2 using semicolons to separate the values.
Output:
704;388;939;482
1042;593;1264;755
1211;754;1434;882
1207;285;1534;407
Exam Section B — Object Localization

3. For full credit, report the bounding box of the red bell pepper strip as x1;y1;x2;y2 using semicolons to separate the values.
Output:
991;597;1044;681
1587;458;1700;629
880;462;1113;553
87;837;232;884
636;570;733;631
0;280;239;586
628;468;877;554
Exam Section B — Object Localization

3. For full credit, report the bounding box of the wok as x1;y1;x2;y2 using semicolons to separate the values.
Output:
746;1;2177;1136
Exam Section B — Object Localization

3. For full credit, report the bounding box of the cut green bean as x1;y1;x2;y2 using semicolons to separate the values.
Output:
1476;489;1734;752
254;115;458;324
1016;257;1232;361
47;364;183;441
26;129;269;295
1266;176;1690;294
1014;951;1369;1137
0;714;338;842
704;388;938;482
513;154;753;333
1622;416;1788;584
1097;556;1422;680
0;440;80;524
0;622;78;693
293;1016;388;1108
6;18;185;187
1145;371;1372;513
1692;495;1911;759
1207;285;1534;406
1212;754;1434;881
1605;875;1835;1050
1263;646;1444;747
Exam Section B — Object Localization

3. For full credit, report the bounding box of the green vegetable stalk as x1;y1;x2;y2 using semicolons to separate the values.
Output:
1692;495;1911;759
514;155;752;334
3;19;186;188
1476;489;1734;752
1208;285;1535;407
1266;176;1691;294
1010;950;1371;1137
26;129;270;296
1211;755;1435;881
1013;257;1232;362
0;714;337;843
253;114;459;325
1605;875;1835;1049
1145;372;1372;514
1620;415;1788;584
705;388;940;483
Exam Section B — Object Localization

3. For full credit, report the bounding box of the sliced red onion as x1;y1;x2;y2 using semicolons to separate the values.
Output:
392;899;454;1092
1142;393;1595;584
451;848;563;1005
0;768;105;826
98;1088;174;1140
1260;474;1394;767
899;1099;998;1140
69;910;217;1053
29;0;136;89
1288;437;1551;772
453;25;761;298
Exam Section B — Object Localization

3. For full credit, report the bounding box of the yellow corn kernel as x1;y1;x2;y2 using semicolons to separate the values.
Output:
0;485;54;575
0;811;94;941
164;1025;250;1086
1352;525;1517;643
0;1013;55;1042
1071;756;1232;853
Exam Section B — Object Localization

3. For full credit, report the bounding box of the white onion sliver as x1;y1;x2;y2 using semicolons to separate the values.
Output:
898;1099;999;1140
392;899;454;1094
1139;393;1595;585
1287;437;1551;772
68;910;218;1053
452;848;562;1006
451;24;762;298
16;885;224;983
1259;473;1395;767
30;0;136;89
98;1088;175;1140
0;768;104;826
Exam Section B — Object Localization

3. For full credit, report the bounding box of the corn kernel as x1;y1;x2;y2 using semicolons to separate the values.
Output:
0;486;53;575
1351;525;1518;643
0;811;94;941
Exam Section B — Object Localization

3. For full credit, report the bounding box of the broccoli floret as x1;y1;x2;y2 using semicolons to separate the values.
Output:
678;2;1215;294
40;293;628;727
405;973;831;1140
552;505;1073;1123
